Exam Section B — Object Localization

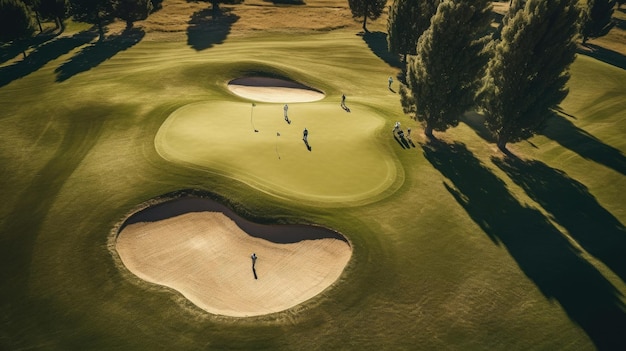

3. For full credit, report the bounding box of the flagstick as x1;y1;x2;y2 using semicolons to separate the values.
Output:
275;132;281;159
251;103;258;132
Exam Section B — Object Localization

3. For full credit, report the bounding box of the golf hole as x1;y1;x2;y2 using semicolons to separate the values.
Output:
227;77;325;103
115;196;352;317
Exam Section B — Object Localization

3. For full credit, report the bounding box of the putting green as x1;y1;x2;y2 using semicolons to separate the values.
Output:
155;101;397;204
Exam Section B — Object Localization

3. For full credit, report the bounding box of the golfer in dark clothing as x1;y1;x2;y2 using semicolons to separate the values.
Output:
303;128;308;142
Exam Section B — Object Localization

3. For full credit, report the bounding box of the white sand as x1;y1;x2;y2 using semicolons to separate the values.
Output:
227;77;325;103
116;212;351;317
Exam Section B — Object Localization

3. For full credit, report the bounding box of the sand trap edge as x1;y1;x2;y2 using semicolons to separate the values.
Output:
227;77;325;103
109;190;353;318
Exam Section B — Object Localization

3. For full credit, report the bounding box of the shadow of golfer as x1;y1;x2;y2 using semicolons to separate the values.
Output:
303;140;312;151
341;104;351;113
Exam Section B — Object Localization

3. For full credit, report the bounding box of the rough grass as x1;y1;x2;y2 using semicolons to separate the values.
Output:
0;1;625;350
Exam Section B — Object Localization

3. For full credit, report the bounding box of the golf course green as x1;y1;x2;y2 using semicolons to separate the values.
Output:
1;1;625;350
156;100;397;205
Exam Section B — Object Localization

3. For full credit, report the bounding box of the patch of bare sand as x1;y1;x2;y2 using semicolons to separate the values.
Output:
116;211;351;317
227;77;325;102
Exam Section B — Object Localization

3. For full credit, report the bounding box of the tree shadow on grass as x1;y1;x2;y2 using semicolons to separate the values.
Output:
55;28;145;82
359;31;402;69
540;112;626;175
421;140;626;350
186;7;239;51
493;156;626;284
0;31;97;88
459;111;496;143
0;105;109;318
578;44;626;71
0;31;58;66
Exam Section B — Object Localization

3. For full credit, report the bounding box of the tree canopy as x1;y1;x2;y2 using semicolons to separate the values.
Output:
387;0;438;62
38;0;69;31
403;0;492;138
114;0;153;30
0;0;35;45
480;0;580;152
581;0;616;44
68;0;114;41
348;0;386;32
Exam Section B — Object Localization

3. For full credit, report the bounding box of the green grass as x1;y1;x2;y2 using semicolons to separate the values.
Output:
1;20;625;351
156;101;398;205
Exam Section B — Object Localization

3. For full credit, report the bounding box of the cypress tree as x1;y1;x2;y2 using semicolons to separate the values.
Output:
480;0;580;152
348;0;386;32
581;0;616;44
403;0;492;138
387;0;438;62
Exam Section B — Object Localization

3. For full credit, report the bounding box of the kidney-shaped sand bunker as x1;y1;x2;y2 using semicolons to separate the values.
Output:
227;76;325;103
116;196;351;317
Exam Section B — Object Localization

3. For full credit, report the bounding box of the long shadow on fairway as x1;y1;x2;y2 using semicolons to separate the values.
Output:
187;8;239;51
578;44;626;71
541;113;626;175
493;156;626;284
0;31;97;88
421;140;626;350
0;31;58;66
0;105;108;324
360;31;402;69
55;28;145;82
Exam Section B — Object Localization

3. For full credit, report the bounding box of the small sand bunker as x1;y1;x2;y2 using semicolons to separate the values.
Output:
227;77;325;103
115;197;351;317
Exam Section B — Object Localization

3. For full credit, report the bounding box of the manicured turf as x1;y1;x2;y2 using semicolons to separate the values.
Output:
1;8;625;350
156;101;397;205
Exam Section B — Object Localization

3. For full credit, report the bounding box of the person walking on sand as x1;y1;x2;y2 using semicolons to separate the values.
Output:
388;76;393;89
341;94;346;107
303;128;308;142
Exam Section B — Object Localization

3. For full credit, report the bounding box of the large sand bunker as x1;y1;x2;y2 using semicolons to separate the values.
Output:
227;77;325;103
116;197;351;317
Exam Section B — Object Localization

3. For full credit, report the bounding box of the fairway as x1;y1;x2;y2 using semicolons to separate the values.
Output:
1;0;626;350
156;101;397;204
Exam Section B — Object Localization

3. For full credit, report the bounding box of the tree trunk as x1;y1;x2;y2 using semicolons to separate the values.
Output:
35;11;43;33
497;137;508;153
362;3;368;32
424;124;434;139
58;17;65;33
97;15;105;42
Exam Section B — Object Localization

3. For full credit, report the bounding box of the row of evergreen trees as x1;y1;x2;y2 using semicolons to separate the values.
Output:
0;0;155;45
386;0;617;152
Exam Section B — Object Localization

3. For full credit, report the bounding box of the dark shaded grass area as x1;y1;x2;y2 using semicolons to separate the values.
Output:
541;113;626;175
360;31;402;69
0;31;97;88
493;156;626;284
0;105;112;349
55;28;145;82
578;44;626;71
421;140;626;350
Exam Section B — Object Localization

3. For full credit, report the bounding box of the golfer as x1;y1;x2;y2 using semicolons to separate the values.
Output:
284;104;289;122
341;94;346;107
388;76;393;89
303;128;308;142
